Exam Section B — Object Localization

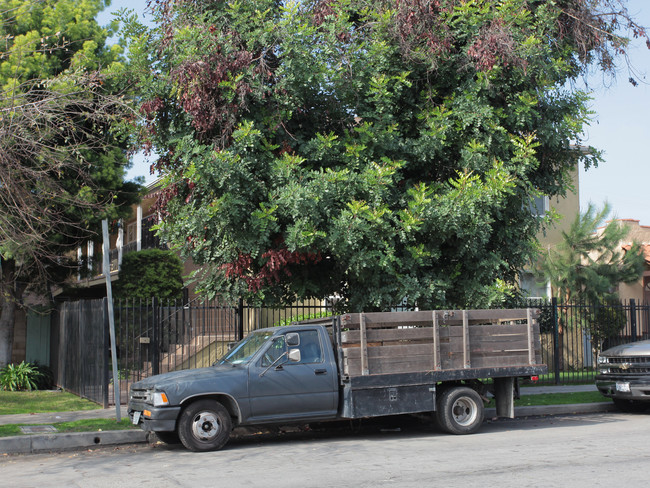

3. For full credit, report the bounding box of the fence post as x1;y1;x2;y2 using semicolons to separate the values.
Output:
237;298;244;340
152;297;160;376
630;299;637;342
552;297;560;385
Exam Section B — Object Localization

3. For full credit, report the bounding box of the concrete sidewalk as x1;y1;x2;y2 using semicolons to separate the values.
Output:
0;384;612;455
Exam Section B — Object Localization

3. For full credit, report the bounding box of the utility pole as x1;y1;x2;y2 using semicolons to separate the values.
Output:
102;220;121;421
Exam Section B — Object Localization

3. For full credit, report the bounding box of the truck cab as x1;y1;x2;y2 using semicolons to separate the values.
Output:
128;325;339;451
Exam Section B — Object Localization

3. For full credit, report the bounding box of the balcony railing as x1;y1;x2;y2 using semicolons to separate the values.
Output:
79;216;167;280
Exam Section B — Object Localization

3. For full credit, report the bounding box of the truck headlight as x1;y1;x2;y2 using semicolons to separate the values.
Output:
152;391;169;407
597;355;607;364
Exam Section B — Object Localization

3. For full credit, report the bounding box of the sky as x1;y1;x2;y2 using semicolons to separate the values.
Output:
99;0;650;227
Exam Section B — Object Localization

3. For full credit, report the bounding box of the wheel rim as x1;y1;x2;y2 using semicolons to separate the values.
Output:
451;397;478;426
191;411;220;441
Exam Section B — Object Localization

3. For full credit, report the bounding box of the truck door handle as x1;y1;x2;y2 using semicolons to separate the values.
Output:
315;369;327;375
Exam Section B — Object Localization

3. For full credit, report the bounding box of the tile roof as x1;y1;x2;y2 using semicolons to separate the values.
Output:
622;244;650;265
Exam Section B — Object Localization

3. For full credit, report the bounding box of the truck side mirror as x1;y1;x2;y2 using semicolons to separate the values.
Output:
286;332;300;347
288;348;301;362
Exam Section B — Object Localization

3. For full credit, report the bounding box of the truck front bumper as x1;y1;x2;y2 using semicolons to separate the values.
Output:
595;374;650;401
128;403;182;432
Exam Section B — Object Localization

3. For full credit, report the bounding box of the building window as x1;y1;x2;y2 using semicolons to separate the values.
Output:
520;271;549;299
530;195;549;217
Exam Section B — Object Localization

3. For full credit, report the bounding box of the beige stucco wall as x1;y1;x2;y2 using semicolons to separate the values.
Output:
521;166;580;298
537;165;580;249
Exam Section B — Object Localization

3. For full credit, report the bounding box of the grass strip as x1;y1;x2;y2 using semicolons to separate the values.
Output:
0;390;101;415
487;390;608;408
0;418;137;438
514;391;608;407
525;372;596;385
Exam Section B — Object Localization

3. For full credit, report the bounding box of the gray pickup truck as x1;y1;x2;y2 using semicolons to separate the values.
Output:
128;309;547;451
596;339;650;412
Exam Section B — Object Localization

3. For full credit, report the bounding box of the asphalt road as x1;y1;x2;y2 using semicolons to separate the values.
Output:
2;412;649;487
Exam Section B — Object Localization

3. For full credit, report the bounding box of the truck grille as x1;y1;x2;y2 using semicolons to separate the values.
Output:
600;356;650;374
130;387;150;403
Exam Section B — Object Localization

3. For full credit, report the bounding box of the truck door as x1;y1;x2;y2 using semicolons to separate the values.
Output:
248;329;338;421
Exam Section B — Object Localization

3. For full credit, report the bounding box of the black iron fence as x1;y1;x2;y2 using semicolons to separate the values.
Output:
533;298;650;384
53;298;334;406
51;298;650;406
53;300;109;405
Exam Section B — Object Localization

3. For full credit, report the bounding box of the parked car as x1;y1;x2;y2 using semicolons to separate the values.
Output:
595;339;650;412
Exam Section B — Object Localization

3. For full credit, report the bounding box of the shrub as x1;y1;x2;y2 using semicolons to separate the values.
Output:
32;362;55;390
274;311;333;327
0;361;42;391
114;249;184;301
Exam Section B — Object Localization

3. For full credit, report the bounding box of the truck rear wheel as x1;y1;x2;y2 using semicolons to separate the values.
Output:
178;399;232;452
437;386;484;435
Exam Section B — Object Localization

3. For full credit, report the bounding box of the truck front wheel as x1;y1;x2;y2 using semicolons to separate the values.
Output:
437;386;484;435
178;399;232;452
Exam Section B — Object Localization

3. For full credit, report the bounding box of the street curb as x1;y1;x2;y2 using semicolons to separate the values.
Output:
0;403;616;455
485;401;616;418
0;430;148;455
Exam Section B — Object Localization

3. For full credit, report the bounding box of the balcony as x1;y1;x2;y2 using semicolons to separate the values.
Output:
77;215;167;281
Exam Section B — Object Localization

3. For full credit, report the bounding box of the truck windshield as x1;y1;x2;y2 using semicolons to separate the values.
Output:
216;329;275;365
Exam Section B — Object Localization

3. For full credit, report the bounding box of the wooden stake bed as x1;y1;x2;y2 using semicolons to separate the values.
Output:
334;309;543;378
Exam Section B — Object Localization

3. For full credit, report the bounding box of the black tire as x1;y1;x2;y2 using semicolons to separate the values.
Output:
155;431;181;445
178;400;233;452
613;398;649;413
436;386;484;435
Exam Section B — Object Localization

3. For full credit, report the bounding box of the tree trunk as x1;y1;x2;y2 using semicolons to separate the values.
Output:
0;295;16;367
0;259;18;367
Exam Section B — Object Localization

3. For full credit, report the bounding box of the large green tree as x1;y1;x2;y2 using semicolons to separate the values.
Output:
126;0;647;312
0;0;141;366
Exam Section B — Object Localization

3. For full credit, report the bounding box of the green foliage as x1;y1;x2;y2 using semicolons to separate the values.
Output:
0;362;42;391
114;249;184;301
590;304;628;347
539;203;645;304
539;203;644;349
273;311;333;328
123;0;643;312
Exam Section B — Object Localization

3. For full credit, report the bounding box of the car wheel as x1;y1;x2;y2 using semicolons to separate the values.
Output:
178;399;233;452
436;386;484;435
